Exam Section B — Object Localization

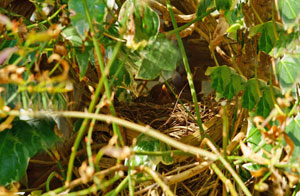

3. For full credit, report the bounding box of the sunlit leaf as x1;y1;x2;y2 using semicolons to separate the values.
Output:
275;47;300;96
277;0;300;29
0;118;59;185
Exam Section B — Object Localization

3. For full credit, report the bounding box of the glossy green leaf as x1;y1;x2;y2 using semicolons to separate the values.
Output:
275;47;300;95
0;118;59;185
284;114;300;164
137;37;180;80
68;0;105;38
75;47;93;80
119;0;160;50
277;0;300;29
127;134;173;169
205;65;246;100
197;0;214;16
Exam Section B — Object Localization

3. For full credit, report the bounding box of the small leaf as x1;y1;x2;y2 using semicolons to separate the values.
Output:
127;134;173;169
68;0;105;38
242;79;265;110
75;47;93;80
61;26;83;47
256;86;281;118
0;118;59;185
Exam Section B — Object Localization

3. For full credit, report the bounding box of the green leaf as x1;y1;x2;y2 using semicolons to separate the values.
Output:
216;0;232;11
68;0;105;38
75;47;93;80
277;0;300;29
61;26;83;47
256;86;281;118
246;121;272;153
127;134;174;169
0;118;59;185
275;48;300;95
285;114;300;164
119;0;160;50
197;0;214;16
205;65;246;100
137;37;180;80
242;79;266;110
249;22;284;53
259;28;273;53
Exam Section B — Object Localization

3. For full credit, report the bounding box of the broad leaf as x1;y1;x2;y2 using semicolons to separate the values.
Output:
205;65;246;100
127;134;173;169
137;37;180;80
249;22;284;53
277;0;300;29
0;118;59;185
275;47;300;96
68;0;106;38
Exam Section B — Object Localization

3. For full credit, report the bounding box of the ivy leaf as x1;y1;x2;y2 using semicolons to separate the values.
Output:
68;0;105;38
137;37;180;80
75;47;93;80
256;86;281;118
285;114;300;164
242;79;266;110
275;47;300;95
277;0;300;29
0;118;59;185
205;65;246;100
249;22;284;54
126;134;173;169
